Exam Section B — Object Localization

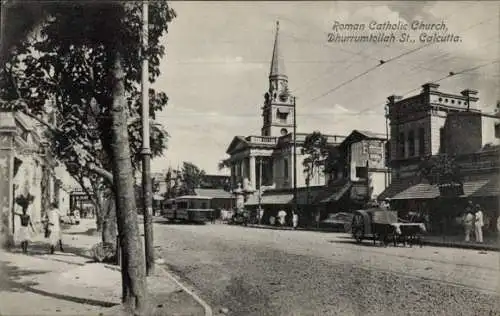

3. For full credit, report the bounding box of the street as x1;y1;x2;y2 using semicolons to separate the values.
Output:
154;220;500;316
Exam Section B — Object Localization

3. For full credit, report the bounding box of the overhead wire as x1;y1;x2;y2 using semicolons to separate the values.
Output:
155;6;498;121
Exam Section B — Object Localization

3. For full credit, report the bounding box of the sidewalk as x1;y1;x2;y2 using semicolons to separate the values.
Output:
0;219;207;316
246;223;499;251
423;234;499;251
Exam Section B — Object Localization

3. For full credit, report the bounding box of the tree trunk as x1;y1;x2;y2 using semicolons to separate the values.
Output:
102;197;117;246
109;50;147;315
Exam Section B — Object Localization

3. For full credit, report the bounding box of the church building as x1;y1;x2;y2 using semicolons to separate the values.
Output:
224;22;345;193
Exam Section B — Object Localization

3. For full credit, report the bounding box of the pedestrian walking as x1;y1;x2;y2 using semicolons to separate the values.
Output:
46;202;64;254
292;212;299;230
474;204;484;243
15;208;35;254
259;207;264;225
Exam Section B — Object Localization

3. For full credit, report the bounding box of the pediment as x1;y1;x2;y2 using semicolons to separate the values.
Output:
226;136;249;155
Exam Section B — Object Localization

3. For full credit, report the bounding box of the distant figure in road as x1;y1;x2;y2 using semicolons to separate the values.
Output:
46;203;64;254
475;204;484;243
16;208;35;254
259;207;264;225
292;212;299;230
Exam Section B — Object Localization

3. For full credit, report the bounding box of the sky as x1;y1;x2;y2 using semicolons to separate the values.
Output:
150;1;499;176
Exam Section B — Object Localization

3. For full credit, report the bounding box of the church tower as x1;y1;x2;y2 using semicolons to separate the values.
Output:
261;21;295;137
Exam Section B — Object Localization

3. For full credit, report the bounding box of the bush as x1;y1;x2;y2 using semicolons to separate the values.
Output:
90;242;117;263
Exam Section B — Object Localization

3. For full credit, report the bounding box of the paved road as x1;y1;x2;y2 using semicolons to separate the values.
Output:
154;221;500;316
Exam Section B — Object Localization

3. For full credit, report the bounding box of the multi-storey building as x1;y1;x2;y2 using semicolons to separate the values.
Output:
379;83;500;234
333;130;389;202
0;110;64;246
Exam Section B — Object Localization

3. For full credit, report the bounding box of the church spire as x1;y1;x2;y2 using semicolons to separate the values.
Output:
269;21;287;79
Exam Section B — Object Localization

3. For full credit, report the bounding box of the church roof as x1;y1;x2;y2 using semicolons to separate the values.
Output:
269;21;286;78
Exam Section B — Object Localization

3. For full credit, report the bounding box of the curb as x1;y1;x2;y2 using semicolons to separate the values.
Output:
104;261;213;316
246;224;499;252
246;224;345;233
422;240;499;252
157;263;213;316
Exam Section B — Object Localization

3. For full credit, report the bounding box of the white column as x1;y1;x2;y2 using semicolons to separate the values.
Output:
249;156;256;188
240;160;245;181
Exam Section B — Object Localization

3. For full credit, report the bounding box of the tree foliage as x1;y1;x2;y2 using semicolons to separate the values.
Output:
419;154;462;185
301;131;329;185
1;3;177;312
180;162;206;195
1;2;175;240
1;1;174;181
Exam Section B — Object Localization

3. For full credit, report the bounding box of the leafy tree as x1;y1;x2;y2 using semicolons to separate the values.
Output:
3;0;172;257
419;154;463;196
302;132;329;203
1;2;176;313
218;158;231;171
180;162;206;195
419;154;462;184
323;146;341;183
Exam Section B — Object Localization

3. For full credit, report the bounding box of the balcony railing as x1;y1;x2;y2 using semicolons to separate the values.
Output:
247;136;278;144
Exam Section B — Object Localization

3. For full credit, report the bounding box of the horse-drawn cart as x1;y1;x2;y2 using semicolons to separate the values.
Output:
351;208;426;247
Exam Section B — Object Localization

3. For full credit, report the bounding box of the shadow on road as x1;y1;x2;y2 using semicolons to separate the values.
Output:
0;260;117;308
155;220;206;226
65;228;100;236
328;239;388;248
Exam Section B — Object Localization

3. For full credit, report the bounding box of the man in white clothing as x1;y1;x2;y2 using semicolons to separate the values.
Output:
292;212;299;229
46;203;64;254
463;201;475;242
475;204;484;243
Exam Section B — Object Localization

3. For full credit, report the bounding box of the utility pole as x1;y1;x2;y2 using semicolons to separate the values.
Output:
258;158;263;206
293;97;298;215
384;104;389;188
141;1;155;275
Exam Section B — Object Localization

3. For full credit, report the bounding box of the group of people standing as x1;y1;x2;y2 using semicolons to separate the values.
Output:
463;200;484;243
267;209;299;229
15;203;65;254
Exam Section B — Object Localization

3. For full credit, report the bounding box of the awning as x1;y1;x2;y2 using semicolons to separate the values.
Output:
245;193;293;206
320;182;352;203
466;173;499;198
377;178;414;201
391;183;439;200
262;194;293;205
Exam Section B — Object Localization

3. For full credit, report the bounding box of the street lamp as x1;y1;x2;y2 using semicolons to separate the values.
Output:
293;96;298;215
140;1;155;275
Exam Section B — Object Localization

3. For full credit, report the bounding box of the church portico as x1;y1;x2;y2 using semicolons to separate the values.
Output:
225;140;275;189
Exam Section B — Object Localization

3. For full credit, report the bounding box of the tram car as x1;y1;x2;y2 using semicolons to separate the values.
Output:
163;195;214;224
